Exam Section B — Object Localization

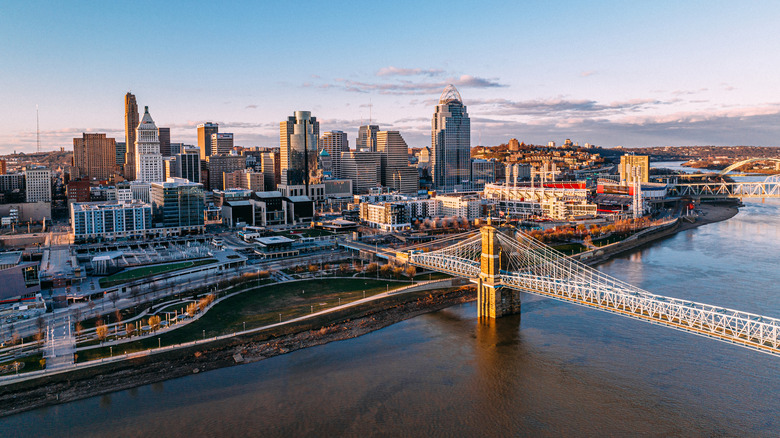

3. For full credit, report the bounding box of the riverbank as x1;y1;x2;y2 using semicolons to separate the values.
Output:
576;202;739;266
0;203;741;417
0;286;475;417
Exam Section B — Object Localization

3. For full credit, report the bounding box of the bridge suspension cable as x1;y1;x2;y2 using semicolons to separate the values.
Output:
410;229;780;357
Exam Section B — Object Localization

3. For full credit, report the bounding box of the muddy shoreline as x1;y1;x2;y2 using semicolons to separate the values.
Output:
0;288;475;417
0;203;741;417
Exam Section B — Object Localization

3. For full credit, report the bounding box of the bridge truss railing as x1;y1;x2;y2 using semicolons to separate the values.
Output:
670;175;780;198
410;228;780;356
495;231;780;356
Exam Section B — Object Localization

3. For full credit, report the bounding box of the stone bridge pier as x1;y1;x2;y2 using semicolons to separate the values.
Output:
476;220;521;319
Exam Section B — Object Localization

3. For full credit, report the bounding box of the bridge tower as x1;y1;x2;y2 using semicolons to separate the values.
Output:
477;219;522;318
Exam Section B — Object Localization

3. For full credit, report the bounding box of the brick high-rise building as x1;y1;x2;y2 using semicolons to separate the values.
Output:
73;133;117;181
123;92;139;180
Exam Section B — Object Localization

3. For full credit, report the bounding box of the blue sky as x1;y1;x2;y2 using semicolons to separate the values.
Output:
2;0;780;153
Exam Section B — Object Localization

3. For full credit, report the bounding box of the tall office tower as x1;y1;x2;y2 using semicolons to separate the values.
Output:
150;178;205;231
357;125;379;152
212;133;234;155
73;133;117;181
280;111;320;192
158;127;171;157
124;92;139;180
173;150;201;183
25;167;51;202
115;142;126;168
320;131;349;178
169;142;185;156
619;154;649;184
431;84;471;191
339;151;381;194
197;122;218;160
207;155;246;191
377;131;417;194
134;106;164;183
261;150;280;191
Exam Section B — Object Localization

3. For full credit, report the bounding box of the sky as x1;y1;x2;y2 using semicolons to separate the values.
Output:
2;0;780;154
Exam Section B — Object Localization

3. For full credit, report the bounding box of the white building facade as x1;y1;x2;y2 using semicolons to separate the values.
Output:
134;106;164;183
25;167;51;203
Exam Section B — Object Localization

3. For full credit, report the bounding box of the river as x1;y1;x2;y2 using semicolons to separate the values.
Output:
5;175;780;436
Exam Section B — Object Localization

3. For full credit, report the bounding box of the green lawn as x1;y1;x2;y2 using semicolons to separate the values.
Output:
551;242;587;255
0;353;44;375
77;278;410;362
98;259;217;287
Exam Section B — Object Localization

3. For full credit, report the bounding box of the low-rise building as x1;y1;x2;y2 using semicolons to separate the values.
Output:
70;201;152;242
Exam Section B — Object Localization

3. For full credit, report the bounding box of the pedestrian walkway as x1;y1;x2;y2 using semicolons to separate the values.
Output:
44;314;75;370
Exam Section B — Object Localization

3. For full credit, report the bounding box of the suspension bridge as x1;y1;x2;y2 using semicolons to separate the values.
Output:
408;220;780;357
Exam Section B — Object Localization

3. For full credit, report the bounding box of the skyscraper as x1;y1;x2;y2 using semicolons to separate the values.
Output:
73;133;117;181
124;92;139;180
377;130;418;194
280;111;320;192
158;127;171;157
116;142;126;167
197;122;219;160
431;84;470;191
319;131;349;178
212;133;234;155
134;106;164;183
357;125;379;152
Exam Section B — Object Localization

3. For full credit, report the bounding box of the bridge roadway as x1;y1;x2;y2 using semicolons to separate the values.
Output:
409;230;780;357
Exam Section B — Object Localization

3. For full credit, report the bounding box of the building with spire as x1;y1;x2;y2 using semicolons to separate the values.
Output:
124;92;139;180
134;106;164;183
431;84;471;191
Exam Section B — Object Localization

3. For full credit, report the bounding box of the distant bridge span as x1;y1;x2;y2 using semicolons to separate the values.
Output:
670;175;780;199
409;223;780;357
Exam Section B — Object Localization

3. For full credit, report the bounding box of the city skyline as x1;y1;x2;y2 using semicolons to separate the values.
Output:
3;1;780;154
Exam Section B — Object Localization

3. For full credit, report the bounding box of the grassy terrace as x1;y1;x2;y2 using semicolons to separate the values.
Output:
77;278;409;362
0;354;44;375
98;259;217;288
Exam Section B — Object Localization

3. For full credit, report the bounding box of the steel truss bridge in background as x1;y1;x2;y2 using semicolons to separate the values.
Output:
670;175;780;199
409;228;780;357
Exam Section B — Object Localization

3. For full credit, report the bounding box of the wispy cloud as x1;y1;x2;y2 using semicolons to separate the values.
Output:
580;70;597;77
376;66;444;77
317;74;506;95
245;104;258;109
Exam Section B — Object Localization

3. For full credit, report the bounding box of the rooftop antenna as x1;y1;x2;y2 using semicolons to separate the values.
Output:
36;105;40;153
368;98;373;125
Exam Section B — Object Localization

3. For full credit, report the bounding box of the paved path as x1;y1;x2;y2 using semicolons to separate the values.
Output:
44;313;74;369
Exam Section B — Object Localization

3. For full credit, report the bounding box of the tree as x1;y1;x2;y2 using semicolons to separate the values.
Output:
74;322;83;337
338;263;351;275
114;309;123;324
365;263;378;275
96;321;108;342
308;264;319;273
109;291;120;309
148;315;161;332
35;316;45;342
186;302;198;317
392;267;404;279
405;266;417;278
379;264;393;278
